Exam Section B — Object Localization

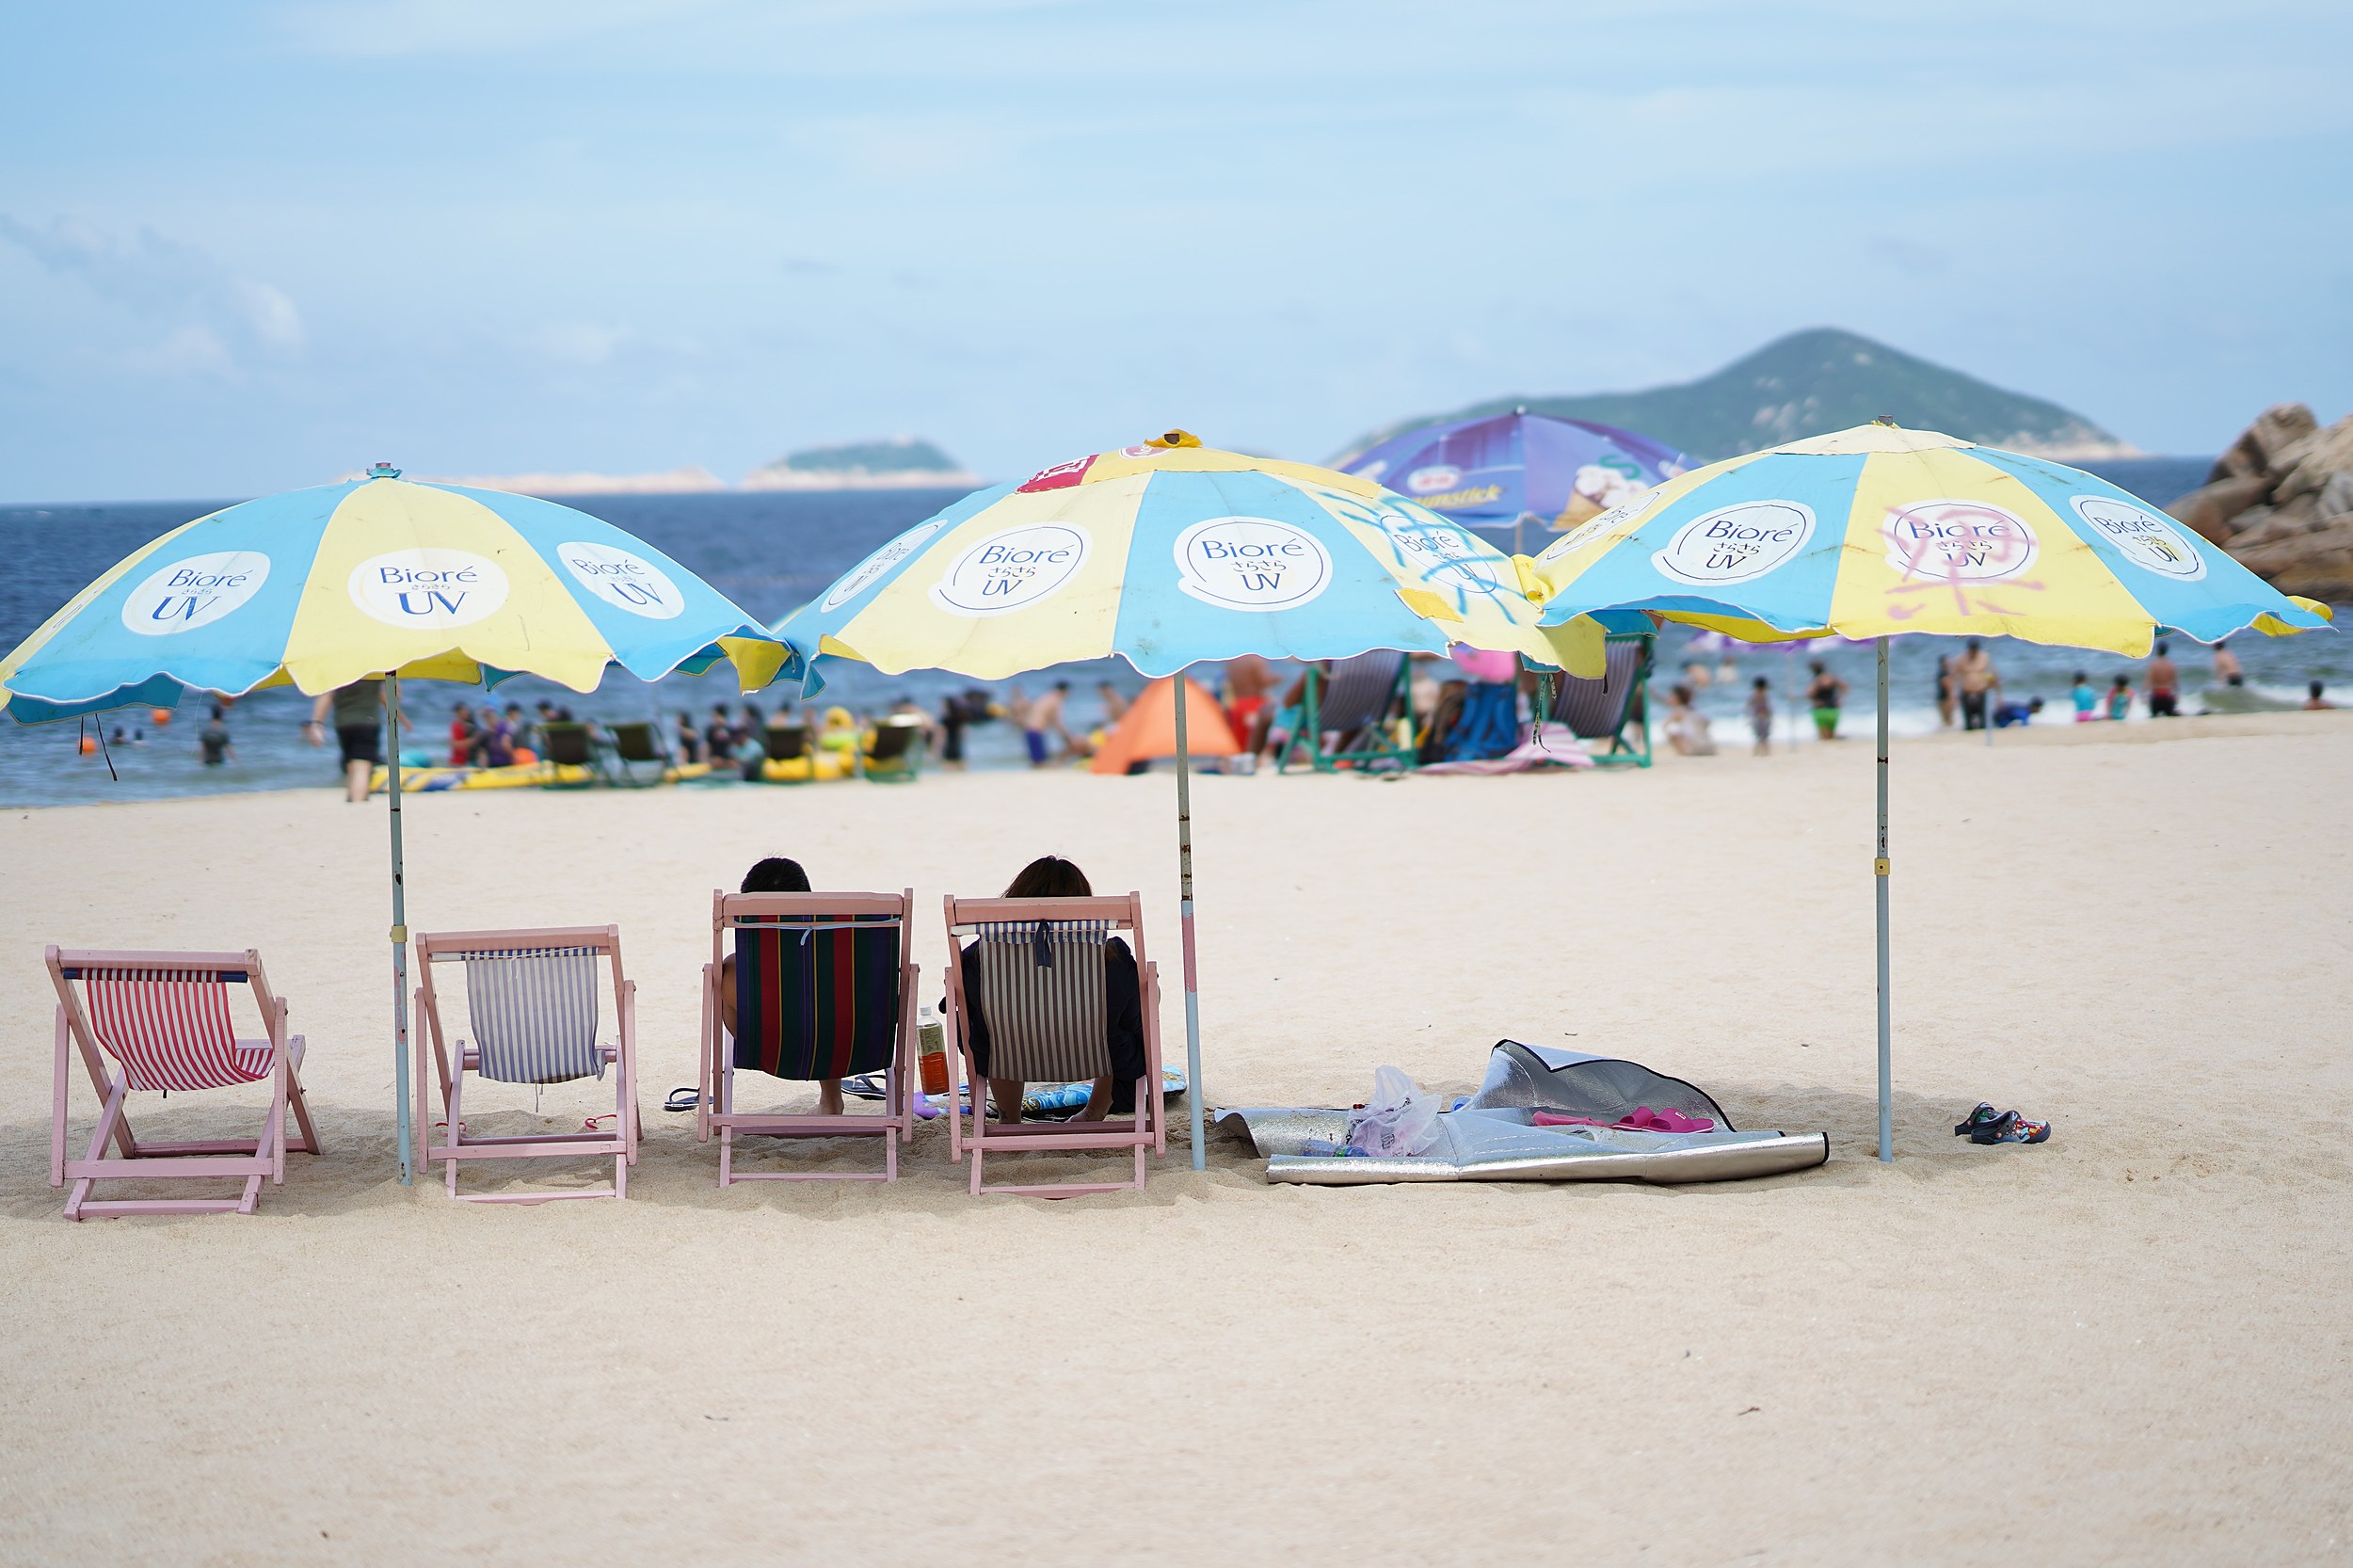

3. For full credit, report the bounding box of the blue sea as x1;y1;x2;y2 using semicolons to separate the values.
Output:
2;457;2342;807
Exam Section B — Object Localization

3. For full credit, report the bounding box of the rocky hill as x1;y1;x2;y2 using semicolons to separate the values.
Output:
2166;405;2353;601
742;438;981;490
1337;328;2137;466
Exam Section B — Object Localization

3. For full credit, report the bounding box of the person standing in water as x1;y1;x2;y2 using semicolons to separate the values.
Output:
198;703;234;766
1934;655;1957;728
2071;672;2099;723
2146;641;2181;717
2212;640;2243;689
1746;677;1774;756
306;678;384;803
1953;639;2000;730
1806;660;1849;741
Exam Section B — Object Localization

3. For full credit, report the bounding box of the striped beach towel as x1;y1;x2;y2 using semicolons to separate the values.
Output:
972;920;1110;1084
732;919;902;1080
80;967;269;1093
462;947;603;1085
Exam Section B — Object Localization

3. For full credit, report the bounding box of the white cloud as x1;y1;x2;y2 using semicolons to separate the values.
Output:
0;216;306;360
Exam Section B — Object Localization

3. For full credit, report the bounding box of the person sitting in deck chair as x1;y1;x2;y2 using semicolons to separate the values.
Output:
955;856;1144;1124
716;856;847;1112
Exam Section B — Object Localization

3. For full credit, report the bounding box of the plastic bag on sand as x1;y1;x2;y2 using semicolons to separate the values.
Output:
1345;1066;1443;1158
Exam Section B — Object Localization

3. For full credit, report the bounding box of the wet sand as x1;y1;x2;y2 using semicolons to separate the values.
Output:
3;711;2349;1565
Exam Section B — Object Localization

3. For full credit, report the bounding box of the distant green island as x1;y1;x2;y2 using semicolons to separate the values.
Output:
1336;328;2137;466
743;437;981;489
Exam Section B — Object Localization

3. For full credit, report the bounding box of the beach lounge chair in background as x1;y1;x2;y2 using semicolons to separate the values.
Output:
535;721;598;786
46;945;320;1220
602;721;668;787
1545;632;1653;767
699;889;917;1183
762;721;810;764
413;925;638;1202
1281;649;1415;773
941;892;1163;1198
861;714;924;781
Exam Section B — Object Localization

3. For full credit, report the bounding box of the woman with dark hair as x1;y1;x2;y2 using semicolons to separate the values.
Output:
717;856;843;1110
958;856;1145;1125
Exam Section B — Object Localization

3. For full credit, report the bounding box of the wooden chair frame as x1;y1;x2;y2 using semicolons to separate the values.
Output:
942;891;1164;1198
697;889;919;1184
47;945;321;1220
414;924;638;1203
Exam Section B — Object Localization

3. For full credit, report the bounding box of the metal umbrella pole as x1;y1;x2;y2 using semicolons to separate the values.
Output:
1874;637;1893;1162
1172;675;1207;1171
388;674;413;1184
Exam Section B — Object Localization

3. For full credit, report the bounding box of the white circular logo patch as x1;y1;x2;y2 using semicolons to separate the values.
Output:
120;551;271;636
824;520;943;611
348;548;509;630
558;540;685;619
1369;506;1503;597
1404;464;1463;496
1652;501;1817;585
929;524;1090;616
1881;501;2039;584
1174;517;1333;613
2071;495;2206;581
1538;487;1666;564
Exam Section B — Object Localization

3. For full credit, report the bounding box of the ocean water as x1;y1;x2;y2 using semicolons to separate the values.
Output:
2;457;2343;807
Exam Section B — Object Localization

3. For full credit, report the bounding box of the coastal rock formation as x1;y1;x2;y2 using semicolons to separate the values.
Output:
742;438;982;490
1334;328;2140;467
2166;405;2353;601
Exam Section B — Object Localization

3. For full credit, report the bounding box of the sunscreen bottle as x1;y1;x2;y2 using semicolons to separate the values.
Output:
918;1002;949;1096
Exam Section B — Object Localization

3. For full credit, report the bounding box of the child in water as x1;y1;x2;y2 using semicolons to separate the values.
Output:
1746;678;1773;756
2105;675;2132;721
2071;672;2098;723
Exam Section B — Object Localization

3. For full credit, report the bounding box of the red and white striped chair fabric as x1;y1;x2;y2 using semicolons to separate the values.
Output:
81;967;274;1092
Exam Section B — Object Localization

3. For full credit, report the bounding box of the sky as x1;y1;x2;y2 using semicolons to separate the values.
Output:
2;0;2349;502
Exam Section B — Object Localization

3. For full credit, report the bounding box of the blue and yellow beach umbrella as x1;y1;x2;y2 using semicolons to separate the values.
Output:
1526;423;2330;1162
1527;423;2329;651
0;467;792;1185
776;435;1604;680
0;467;790;720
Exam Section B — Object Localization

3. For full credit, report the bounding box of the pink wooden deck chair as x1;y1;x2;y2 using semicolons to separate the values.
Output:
942;892;1164;1198
697;889;918;1184
46;945;321;1220
413;925;638;1203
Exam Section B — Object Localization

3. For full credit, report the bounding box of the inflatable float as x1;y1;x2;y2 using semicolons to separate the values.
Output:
1216;1041;1829;1187
370;760;711;792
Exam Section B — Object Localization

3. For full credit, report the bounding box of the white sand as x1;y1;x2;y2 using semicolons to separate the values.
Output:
4;713;2349;1565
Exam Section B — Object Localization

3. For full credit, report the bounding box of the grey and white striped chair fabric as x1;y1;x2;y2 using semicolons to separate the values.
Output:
461;946;603;1084
1548;638;1643;738
972;920;1110;1083
1317;649;1405;739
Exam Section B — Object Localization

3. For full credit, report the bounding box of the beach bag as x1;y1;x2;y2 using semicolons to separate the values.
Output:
1346;1065;1443;1157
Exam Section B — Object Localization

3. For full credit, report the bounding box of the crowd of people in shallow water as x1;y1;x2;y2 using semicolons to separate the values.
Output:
1661;636;2338;758
75;637;2347;788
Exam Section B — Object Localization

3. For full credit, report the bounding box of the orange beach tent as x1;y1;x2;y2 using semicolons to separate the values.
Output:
1089;677;1240;775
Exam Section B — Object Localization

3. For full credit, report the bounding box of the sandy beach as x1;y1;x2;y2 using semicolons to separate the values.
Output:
4;714;2350;1566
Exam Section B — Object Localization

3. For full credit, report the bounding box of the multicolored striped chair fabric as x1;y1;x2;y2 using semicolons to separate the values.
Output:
731;918;903;1080
971;920;1111;1084
81;967;271;1093
460;946;604;1085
